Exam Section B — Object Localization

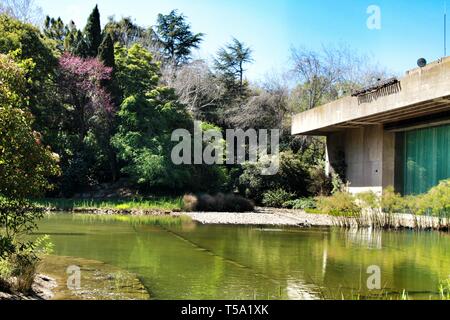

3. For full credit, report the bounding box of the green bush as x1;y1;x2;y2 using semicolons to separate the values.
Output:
262;189;295;208
238;151;311;203
316;192;361;216
307;164;332;196
356;191;380;210
381;186;408;214
283;198;317;210
0;235;53;294
415;179;450;216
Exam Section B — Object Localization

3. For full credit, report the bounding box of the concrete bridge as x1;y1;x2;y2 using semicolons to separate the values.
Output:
292;57;450;195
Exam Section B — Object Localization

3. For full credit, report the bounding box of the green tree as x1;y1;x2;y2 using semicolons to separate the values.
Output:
112;44;194;190
0;54;59;279
43;16;67;52
104;16;158;49
61;21;87;57
0;54;60;198
0;14;62;148
155;10;204;66
98;33;115;68
98;33;119;181
214;38;253;97
0;14;56;81
84;5;102;57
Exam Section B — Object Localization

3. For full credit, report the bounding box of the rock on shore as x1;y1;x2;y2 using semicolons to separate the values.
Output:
0;274;57;300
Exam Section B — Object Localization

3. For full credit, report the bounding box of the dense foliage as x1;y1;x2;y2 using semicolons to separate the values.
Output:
112;44;193;190
0;6;390;202
0;53;58;293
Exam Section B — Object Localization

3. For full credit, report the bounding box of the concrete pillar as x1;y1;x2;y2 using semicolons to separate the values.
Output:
382;131;395;189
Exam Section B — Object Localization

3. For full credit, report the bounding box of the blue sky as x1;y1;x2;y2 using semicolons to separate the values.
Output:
36;0;448;81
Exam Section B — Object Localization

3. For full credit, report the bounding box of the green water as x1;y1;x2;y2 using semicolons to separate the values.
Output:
36;214;450;300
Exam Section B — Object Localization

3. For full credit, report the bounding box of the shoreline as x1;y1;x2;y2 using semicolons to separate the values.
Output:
43;206;334;227
42;205;450;231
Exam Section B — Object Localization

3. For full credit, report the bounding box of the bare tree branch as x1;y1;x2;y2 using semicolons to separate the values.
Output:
0;0;43;25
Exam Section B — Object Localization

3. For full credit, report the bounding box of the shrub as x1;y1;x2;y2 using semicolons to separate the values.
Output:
356;191;380;210
0;235;53;294
307;164;332;196
182;193;254;212
381;186;407;214
415;179;450;216
238;151;311;203
262;189;295;208
284;198;317;210
316;192;361;216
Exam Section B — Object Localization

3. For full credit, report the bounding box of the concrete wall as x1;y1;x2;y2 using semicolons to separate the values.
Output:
326;125;395;194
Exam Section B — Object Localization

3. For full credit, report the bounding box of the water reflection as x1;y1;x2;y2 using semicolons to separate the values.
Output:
37;215;450;300
344;228;383;250
285;279;319;300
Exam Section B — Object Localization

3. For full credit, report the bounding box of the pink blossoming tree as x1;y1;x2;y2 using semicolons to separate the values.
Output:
58;53;114;142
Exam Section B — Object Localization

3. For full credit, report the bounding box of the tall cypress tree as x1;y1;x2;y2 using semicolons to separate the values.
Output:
98;32;118;102
84;5;102;57
97;33;119;182
98;33;115;68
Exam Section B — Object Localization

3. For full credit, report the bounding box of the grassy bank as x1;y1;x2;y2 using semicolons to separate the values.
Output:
73;213;192;227
33;197;184;212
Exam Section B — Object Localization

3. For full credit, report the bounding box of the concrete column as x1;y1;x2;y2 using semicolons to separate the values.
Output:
382;131;395;189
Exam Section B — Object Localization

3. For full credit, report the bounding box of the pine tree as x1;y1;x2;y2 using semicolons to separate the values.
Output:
43;16;66;52
214;38;253;98
155;10;204;66
84;5;102;57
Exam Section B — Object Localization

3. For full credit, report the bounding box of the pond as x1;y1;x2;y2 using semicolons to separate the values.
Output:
36;214;450;300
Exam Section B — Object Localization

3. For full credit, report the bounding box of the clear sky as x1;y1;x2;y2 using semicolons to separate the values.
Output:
35;0;448;81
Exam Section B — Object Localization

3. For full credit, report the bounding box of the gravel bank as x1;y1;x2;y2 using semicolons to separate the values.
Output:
181;207;334;227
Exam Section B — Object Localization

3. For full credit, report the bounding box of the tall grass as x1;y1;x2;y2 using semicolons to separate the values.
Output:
439;279;450;300
72;213;192;227
314;182;450;231
316;284;450;300
33;197;183;212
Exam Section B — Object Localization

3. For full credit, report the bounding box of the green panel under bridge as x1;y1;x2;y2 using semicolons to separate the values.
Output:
398;124;450;195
